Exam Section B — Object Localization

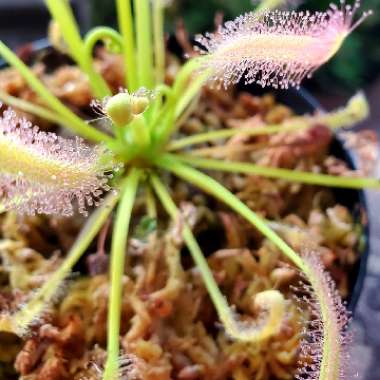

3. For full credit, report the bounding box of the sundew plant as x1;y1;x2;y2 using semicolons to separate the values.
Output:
0;0;375;379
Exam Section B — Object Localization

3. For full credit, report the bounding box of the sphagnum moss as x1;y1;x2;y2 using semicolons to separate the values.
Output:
0;1;375;379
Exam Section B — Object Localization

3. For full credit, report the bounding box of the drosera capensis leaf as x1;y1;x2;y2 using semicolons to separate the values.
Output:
196;2;372;89
296;249;351;380
0;191;120;336
0;108;116;216
103;169;141;380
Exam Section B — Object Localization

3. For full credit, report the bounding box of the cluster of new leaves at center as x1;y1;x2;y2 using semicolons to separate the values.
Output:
0;107;115;216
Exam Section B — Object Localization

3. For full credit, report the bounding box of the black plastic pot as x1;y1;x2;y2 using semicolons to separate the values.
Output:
274;87;370;313
0;39;370;313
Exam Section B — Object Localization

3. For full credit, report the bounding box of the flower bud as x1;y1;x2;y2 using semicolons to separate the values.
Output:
131;96;150;115
105;93;133;127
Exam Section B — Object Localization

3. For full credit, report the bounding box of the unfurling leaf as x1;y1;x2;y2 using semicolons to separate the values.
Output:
196;1;371;89
221;289;286;342
0;107;115;216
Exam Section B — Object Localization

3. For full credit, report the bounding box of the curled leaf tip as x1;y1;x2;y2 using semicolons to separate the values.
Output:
221;289;286;342
0;272;72;337
314;91;370;130
196;1;371;89
0;107;116;216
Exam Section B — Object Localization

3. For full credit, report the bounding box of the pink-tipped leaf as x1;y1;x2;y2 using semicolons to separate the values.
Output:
196;1;371;89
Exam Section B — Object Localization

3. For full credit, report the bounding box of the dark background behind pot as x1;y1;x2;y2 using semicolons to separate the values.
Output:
0;0;90;48
90;0;380;95
0;0;379;378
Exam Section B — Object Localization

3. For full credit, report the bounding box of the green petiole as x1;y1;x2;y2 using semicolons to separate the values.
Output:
0;90;67;126
145;185;157;219
103;168;141;380
174;70;210;119
116;0;138;92
45;0;83;63
7;191;120;335
0;41;112;143
168;123;311;151
45;0;111;98
134;0;154;89
154;58;206;144
174;154;380;190
149;86;174;134
153;0;166;85
149;84;173;127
